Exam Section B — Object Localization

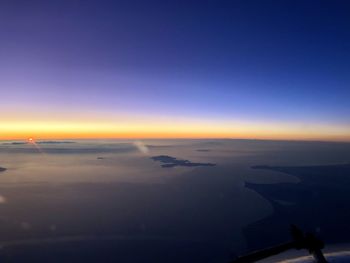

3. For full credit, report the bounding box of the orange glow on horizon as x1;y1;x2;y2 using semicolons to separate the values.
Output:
0;119;349;142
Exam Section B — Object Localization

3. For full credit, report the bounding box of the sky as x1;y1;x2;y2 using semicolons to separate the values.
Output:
0;0;350;141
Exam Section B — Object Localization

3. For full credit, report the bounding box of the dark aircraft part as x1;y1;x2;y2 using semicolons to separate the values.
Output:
230;225;327;263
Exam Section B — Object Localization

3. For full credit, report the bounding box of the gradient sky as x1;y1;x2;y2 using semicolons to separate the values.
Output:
1;0;350;140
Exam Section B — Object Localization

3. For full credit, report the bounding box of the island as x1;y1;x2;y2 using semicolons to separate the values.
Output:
244;163;350;251
151;155;216;168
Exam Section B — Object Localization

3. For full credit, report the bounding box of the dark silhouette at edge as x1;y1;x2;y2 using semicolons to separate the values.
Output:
230;225;327;263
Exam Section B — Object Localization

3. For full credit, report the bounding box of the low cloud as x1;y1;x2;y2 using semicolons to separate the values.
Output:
134;141;149;154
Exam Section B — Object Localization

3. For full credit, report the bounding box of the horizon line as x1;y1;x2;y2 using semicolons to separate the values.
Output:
1;137;350;144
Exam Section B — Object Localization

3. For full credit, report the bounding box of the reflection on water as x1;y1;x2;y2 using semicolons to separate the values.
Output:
0;139;349;262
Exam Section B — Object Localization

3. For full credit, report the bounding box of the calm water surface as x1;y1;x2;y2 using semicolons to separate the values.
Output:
0;139;349;262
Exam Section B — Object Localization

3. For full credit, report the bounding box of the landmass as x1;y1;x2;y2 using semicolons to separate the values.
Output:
2;141;75;145
37;141;76;144
151;155;216;168
2;142;26;145
0;167;7;172
244;163;350;251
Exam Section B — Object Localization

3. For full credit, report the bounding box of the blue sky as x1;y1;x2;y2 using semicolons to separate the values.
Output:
1;0;349;139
